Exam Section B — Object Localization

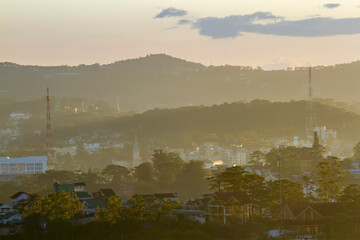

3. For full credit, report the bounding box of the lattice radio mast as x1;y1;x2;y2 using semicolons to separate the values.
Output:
306;67;317;140
46;86;55;159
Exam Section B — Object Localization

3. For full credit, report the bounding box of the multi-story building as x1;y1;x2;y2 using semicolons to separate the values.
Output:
0;156;47;175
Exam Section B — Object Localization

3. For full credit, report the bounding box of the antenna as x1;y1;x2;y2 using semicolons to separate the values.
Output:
46;86;55;159
305;67;317;140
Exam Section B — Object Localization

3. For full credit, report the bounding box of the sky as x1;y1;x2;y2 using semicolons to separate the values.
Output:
1;0;360;69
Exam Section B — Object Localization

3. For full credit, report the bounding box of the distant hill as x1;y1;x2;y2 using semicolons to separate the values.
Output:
44;100;360;148
2;54;360;111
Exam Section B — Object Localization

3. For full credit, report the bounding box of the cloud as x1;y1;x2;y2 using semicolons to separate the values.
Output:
191;12;360;38
155;8;187;18
178;19;191;25
323;3;341;9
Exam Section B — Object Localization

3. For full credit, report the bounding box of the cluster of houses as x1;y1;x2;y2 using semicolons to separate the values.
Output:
1;182;360;237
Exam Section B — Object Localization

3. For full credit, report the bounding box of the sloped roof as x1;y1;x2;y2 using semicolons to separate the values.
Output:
74;182;86;186
213;192;252;204
286;202;349;218
0;203;10;208
154;193;177;199
10;192;28;199
76;191;92;199
100;189;116;198
57;183;75;192
0;212;21;220
84;199;107;209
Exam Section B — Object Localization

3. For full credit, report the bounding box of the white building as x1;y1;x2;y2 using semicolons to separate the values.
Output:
55;146;77;156
83;143;100;153
314;126;337;144
9;112;31;120
0;156;47;175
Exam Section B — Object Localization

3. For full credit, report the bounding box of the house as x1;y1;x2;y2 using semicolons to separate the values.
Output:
154;193;178;202
93;189;116;202
135;193;179;205
283;202;348;222
74;182;86;192
0;212;22;225
10;192;30;206
207;191;253;224
83;199;107;215
282;202;360;234
183;197;211;210
53;181;92;201
0;204;12;215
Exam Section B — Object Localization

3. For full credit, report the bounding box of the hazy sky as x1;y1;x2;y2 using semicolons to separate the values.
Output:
2;0;360;69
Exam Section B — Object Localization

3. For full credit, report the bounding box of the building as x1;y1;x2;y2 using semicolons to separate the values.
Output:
10;192;30;206
0;204;12;215
184;197;211;210
55;146;77;156
207;191;253;224
93;189;116;202
313;126;337;144
0;212;22;225
53;181;92;200
282;202;360;234
83;199;107;215
135;193;179;205
0;156;47;175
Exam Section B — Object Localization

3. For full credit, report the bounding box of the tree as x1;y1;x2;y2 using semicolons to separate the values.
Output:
249;150;265;165
102;165;130;194
353;141;360;159
97;195;148;223
96;195;123;224
134;162;155;183
209;166;247;192
302;174;315;201
151;149;185;189
175;160;209;198
265;146;323;177
267;179;306;217
22;191;83;223
314;157;347;202
339;184;360;203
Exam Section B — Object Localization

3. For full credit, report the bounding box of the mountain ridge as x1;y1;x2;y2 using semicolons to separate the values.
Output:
2;54;360;112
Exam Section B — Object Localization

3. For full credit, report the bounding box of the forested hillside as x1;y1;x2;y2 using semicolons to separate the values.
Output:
38;100;360;148
1;54;360;112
